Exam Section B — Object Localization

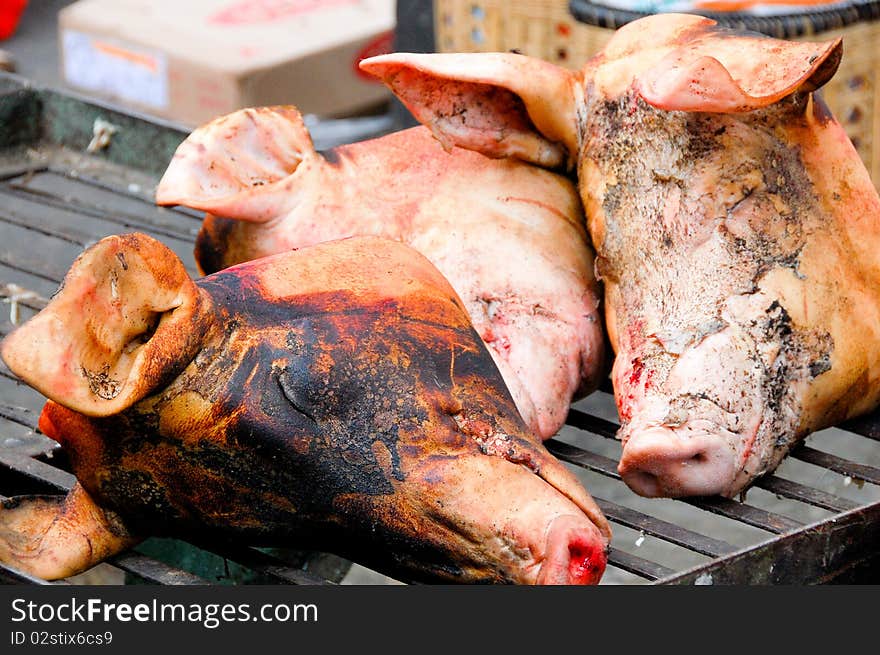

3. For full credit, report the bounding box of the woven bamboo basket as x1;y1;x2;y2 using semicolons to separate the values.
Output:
433;0;880;188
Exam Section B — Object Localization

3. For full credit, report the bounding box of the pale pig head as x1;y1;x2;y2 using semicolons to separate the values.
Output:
362;14;880;498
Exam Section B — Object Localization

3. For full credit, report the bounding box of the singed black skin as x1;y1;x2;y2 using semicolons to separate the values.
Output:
46;261;543;583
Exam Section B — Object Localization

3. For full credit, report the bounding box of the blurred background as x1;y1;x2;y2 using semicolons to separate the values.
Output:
0;0;434;140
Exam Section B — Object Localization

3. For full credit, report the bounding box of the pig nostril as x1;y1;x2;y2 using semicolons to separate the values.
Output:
568;539;606;585
538;517;607;585
625;470;661;497
619;430;737;497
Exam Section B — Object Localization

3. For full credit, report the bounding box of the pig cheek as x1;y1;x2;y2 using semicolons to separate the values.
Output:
156;390;218;440
611;336;652;427
407;460;534;578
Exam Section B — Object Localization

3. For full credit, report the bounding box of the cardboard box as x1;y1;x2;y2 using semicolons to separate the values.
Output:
58;0;396;126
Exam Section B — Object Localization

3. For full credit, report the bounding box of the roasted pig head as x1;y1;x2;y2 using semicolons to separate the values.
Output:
155;108;604;441
362;13;880;498
0;233;610;583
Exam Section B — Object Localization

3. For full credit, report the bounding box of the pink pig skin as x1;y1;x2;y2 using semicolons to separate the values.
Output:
361;13;880;498
156;110;605;440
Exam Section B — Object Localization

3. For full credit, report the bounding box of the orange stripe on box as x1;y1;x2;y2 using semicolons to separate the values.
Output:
92;40;158;73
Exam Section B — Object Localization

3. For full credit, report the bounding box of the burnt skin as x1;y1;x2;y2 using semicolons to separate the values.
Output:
194;215;241;276
157;110;604;442
22;236;610;583
65;282;484;530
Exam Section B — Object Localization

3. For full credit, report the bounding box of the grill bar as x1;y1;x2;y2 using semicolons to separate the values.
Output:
188;541;333;586
595;497;737;557
683;496;802;534
0;402;40;429
7;173;201;243
606;547;675;581
0;177;200;279
0;191;100;247
753;475;860;513
0;450;75;492
0;164;48;182
547;437;804;534
791;445;880;486
0;221;75;283
42;165;204;224
565;408;618;438
546;438;621;477
840;413;880;441
109;553;211;585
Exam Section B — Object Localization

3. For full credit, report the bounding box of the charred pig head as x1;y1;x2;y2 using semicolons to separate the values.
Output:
362;13;880;498
0;233;610;583
155;109;604;441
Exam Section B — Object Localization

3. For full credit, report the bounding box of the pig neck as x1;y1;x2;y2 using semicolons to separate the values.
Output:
317;128;468;234
578;89;837;481
234;128;456;259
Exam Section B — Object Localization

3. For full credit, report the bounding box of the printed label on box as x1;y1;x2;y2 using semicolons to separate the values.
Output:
62;30;169;110
209;0;358;25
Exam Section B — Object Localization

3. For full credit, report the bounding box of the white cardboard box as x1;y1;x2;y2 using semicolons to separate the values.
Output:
59;0;396;126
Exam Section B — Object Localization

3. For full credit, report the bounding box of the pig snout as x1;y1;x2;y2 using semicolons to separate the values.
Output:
618;427;737;498
535;514;607;585
410;441;610;584
612;324;783;499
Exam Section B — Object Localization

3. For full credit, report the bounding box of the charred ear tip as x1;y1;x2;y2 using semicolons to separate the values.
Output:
817;36;843;64
804;37;843;90
826;37;844;66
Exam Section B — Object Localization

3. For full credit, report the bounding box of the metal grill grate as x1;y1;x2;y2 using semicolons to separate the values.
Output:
0;77;878;585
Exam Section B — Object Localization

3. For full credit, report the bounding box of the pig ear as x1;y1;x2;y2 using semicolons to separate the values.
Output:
360;53;578;169
637;31;843;113
156;105;317;223
0;234;211;417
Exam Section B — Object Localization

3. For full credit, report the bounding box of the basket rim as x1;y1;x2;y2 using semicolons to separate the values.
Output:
568;0;880;37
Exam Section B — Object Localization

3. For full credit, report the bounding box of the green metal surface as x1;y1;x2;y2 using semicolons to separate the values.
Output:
0;72;188;177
